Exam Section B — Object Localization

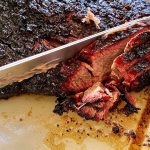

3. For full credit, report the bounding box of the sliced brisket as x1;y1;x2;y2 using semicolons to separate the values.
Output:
111;30;150;91
53;28;150;120
0;1;150;121
0;27;149;99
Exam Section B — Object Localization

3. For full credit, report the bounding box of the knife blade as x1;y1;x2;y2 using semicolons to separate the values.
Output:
0;16;149;88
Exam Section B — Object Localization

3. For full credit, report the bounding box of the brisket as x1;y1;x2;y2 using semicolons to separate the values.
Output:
0;27;149;99
0;1;150;121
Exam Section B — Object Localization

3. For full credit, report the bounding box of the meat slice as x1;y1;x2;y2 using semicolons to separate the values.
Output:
111;30;150;91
